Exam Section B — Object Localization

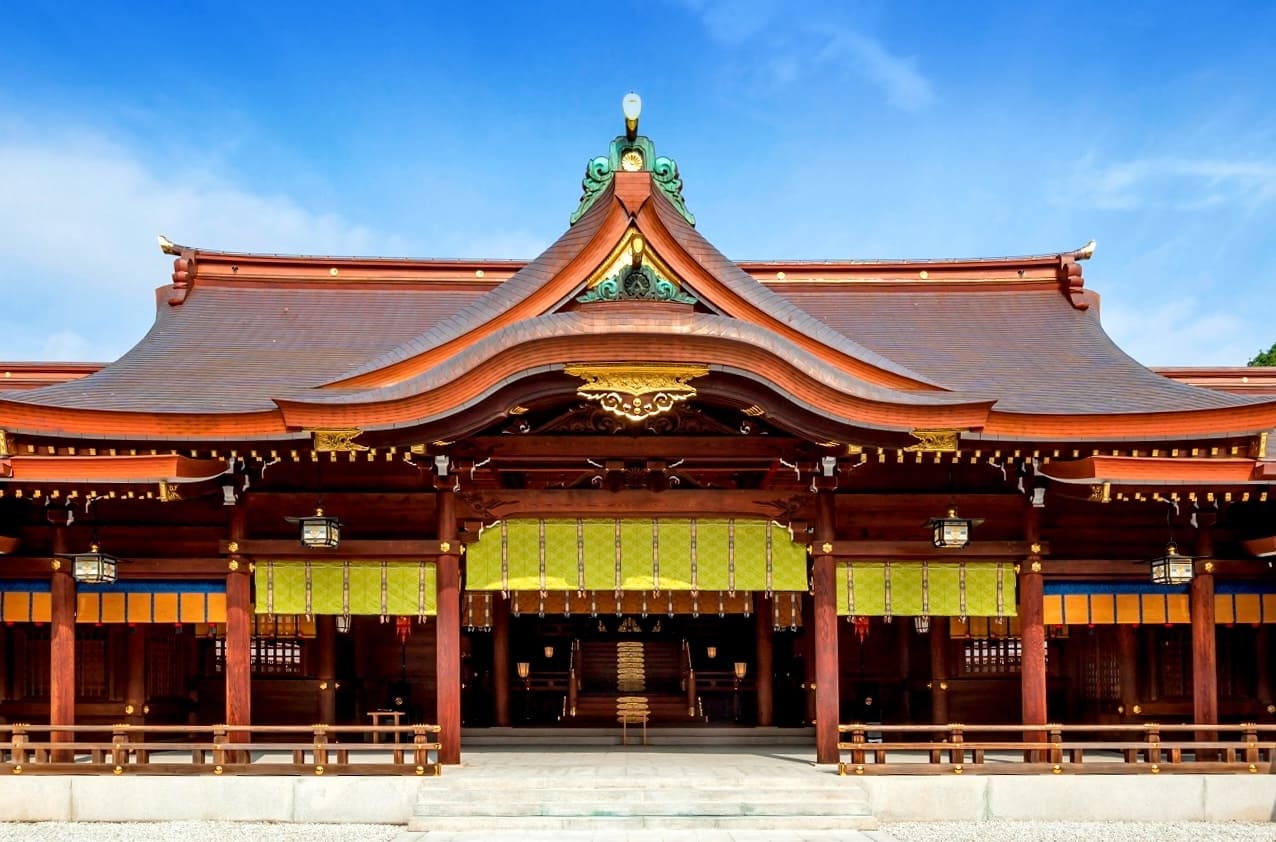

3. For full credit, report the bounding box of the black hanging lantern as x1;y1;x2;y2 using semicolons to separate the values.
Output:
287;507;341;549
1150;542;1193;585
925;507;982;549
72;544;119;584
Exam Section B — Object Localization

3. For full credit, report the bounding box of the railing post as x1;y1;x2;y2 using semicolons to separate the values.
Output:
1048;724;1063;765
12;723;28;766
948;724;964;765
313;725;328;767
1145;723;1161;765
111;724;129;769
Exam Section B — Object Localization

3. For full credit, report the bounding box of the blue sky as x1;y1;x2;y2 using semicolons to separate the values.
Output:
2;1;1274;366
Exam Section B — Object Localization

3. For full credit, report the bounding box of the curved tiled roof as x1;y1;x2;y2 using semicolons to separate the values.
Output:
769;287;1256;414
10;284;487;413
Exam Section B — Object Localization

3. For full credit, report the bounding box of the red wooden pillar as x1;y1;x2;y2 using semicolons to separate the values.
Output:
813;481;839;764
225;509;252;741
1019;509;1047;734
435;480;461;764
1191;538;1218;748
316;615;337;725
929;617;950;725
755;603;774;726
492;594;511;727
125;626;146;724
49;516;75;761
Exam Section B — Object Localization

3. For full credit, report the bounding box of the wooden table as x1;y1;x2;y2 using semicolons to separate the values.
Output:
367;710;403;743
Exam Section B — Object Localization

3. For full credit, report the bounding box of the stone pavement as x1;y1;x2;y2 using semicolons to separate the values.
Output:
398;744;890;840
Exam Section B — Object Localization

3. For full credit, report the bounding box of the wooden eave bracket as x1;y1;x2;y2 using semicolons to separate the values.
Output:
218;538;460;558
1056;255;1089;310
167;245;198;306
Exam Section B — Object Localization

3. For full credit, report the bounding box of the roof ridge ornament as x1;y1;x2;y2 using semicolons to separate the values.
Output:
569;93;696;228
577;234;697;305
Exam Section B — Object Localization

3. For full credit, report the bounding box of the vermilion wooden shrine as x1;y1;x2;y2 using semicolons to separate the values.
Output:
1;100;1274;766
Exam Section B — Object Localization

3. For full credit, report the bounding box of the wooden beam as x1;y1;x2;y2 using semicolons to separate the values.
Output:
461;489;810;520
821;540;1045;559
218;539;456;557
463;435;803;461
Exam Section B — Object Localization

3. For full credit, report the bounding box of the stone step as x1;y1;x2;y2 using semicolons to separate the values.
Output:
457;726;813;746
411;797;872;817
409;815;878;831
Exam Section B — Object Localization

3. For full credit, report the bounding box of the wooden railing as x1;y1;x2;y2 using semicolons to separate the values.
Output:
0;723;442;776
837;722;1276;775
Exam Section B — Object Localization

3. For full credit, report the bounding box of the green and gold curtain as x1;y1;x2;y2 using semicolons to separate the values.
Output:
835;562;1015;618
254;561;437;618
465;518;808;594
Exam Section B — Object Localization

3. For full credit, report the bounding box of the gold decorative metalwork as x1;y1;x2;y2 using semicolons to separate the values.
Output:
1030;542;1042;555
228;559;240;572
439;541;451;554
508;406;529;415
821;542;833;554
51;559;62;571
312;429;368;452
227;541;239;554
621;149;644;171
904;430;959;452
0;430;10;458
1088;482;1112;503
1204;561;1215;573
564;363;708;423
432;440;455;447
1073;239;1097;261
742;405;766;417
158;480;180;503
1030;561;1042;573
1253;431;1270;460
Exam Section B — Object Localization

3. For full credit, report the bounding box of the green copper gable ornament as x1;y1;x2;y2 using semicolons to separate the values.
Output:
569;92;696;227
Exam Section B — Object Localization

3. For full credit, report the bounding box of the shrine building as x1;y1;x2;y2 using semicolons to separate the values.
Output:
1;96;1274;765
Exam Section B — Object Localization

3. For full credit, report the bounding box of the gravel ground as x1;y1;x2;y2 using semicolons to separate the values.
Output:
2;824;1275;842
886;822;1276;842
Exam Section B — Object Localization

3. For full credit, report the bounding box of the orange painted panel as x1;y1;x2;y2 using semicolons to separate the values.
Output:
1140;595;1168;624
1115;594;1143;624
1062;594;1089;625
179;592;206;622
32;592;51;623
127;593;152;622
152;593;179;624
2;592;34;622
1234;594;1262;625
76;593;100;623
1042;598;1061;627
1167;594;1190;624
1214;594;1236;624
1265;595;1276;622
99;593;127;624
207;592;227;623
1089;595;1116;624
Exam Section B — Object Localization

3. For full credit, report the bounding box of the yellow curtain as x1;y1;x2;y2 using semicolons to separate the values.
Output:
255;561;437;617
835;561;1015;618
465;518;808;593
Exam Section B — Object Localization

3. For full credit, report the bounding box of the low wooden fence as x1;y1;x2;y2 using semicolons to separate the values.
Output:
838;722;1276;775
0;723;441;776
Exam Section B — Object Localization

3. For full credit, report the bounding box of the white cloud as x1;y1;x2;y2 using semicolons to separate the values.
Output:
1064;154;1276;211
817;29;932;112
1100;296;1260;366
679;0;932;112
0;124;411;362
